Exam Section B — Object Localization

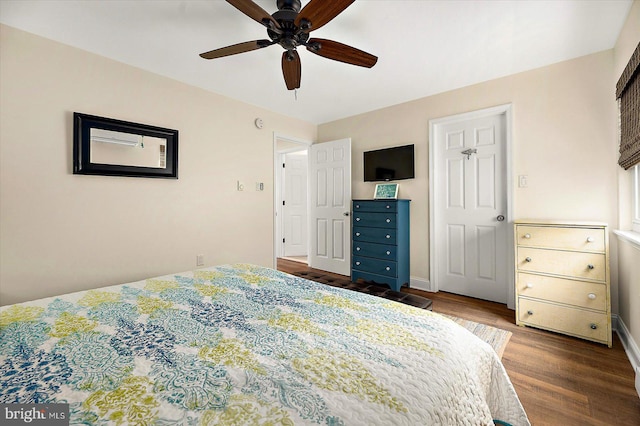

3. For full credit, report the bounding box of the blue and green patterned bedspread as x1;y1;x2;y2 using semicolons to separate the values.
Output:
0;264;529;425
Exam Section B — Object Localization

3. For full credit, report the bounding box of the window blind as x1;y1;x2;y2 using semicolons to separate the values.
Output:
617;42;640;170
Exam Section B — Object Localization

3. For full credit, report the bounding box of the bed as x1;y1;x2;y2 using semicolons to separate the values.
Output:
0;264;530;425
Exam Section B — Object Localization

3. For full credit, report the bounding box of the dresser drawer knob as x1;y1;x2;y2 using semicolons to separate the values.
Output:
355;232;361;237
355;204;360;209
525;257;532;262
587;236;594;243
524;233;531;239
356;247;361;251
527;310;533;315
587;264;595;270
385;266;391;271
386;251;391;255
355;217;360;221
386;218;391;223
385;235;391;239
588;293;596;300
526;283;534;289
355;261;361;266
386;205;390;209
590;323;598;330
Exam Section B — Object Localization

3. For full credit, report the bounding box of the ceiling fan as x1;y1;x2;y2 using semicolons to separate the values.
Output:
199;0;378;90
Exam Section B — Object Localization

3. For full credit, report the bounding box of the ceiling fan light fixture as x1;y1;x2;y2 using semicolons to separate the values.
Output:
200;0;377;90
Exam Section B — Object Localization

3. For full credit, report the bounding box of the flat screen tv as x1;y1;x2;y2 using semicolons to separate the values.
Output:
364;144;415;182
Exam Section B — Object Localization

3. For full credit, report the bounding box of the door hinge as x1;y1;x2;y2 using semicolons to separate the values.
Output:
282;163;285;168
283;238;285;243
283;200;285;206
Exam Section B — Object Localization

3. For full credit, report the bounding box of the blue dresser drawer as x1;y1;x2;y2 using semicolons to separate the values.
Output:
353;201;398;213
353;241;397;260
353;227;397;244
351;199;410;292
353;256;397;277
353;212;397;228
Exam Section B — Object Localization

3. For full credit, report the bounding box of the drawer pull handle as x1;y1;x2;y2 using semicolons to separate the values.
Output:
525;257;532;262
356;247;361;251
587;264;595;270
588;293;596;300
527;310;533;315
355;232;361;237
590;323;598;330
355;261;361;266
526;283;533;289
385;266;391;271
386;251;391;255
524;233;531;239
386;218;391;223
587;236;594;243
386;235;391;239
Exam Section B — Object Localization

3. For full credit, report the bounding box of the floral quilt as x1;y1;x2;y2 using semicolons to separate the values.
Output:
0;264;529;425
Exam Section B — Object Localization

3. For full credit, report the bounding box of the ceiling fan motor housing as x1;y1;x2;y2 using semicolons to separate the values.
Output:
269;0;309;53
276;0;301;12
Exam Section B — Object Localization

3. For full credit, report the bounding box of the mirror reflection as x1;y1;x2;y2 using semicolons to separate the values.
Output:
90;128;167;169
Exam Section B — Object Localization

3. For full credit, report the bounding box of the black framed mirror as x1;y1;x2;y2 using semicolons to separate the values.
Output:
73;112;178;179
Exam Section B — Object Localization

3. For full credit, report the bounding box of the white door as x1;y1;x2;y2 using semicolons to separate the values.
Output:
283;151;308;257
432;109;509;303
309;139;352;275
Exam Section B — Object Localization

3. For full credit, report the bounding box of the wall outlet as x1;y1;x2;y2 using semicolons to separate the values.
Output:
636;367;640;398
237;181;244;191
256;182;264;191
196;254;204;267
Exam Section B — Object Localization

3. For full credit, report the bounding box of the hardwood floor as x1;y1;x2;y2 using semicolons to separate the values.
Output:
277;259;640;425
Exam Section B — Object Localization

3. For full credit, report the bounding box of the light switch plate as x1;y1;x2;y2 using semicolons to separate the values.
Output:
518;175;528;188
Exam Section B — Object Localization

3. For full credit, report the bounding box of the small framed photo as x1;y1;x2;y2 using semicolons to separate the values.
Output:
374;183;398;199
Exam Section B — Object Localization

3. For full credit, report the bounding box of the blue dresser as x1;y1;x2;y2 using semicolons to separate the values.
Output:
351;199;410;292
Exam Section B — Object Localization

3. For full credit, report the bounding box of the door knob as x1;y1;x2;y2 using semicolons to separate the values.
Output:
343;212;350;216
497;215;505;222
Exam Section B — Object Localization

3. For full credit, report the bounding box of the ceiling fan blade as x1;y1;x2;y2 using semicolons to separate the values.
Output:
200;40;272;60
294;0;354;32
306;38;377;68
281;51;301;90
226;0;280;30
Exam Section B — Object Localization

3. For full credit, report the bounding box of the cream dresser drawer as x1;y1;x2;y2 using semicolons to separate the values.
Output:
517;273;607;311
514;220;611;347
516;225;605;252
518;299;609;344
517;247;606;281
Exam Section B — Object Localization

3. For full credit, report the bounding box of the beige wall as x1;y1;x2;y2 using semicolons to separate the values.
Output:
0;24;316;305
614;1;640;353
318;50;619;309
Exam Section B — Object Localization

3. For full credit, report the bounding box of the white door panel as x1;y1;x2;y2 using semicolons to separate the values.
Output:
283;152;308;257
434;112;508;303
309;139;351;275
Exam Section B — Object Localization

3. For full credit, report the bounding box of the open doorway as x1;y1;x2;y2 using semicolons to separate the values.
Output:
274;134;311;266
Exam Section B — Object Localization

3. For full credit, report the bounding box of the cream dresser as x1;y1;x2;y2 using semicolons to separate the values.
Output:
514;220;611;347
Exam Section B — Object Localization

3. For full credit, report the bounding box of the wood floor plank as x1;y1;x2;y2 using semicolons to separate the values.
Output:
277;258;640;425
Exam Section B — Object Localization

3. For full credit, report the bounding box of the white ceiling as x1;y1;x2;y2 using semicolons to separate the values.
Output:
0;0;632;124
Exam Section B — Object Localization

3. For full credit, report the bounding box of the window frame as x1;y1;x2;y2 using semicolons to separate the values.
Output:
633;164;640;233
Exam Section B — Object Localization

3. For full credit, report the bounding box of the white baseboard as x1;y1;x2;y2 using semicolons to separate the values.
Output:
410;276;431;292
613;314;640;398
